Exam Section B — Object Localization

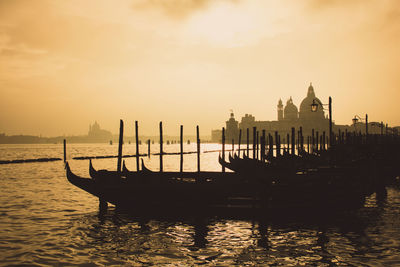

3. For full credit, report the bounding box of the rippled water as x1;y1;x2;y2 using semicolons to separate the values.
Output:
1;143;400;266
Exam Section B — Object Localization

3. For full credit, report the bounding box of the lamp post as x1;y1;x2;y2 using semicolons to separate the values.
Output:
311;96;332;147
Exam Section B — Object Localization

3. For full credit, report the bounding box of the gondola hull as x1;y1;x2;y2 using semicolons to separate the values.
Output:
66;162;369;212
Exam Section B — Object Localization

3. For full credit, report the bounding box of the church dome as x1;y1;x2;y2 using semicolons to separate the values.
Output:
284;97;298;120
299;83;325;120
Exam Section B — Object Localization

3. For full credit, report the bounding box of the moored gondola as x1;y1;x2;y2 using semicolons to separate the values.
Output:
66;157;372;212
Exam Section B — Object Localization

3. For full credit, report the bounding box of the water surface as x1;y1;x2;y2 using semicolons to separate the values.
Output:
1;143;400;266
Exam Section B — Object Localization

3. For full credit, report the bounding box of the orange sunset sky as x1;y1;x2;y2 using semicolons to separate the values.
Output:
0;0;399;136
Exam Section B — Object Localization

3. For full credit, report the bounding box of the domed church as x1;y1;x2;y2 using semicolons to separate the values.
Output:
278;83;325;123
216;83;340;143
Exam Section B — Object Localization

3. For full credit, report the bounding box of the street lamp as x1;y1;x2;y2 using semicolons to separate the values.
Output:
352;114;368;135
311;97;332;147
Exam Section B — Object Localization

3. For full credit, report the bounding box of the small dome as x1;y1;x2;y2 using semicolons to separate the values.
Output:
284;97;298;120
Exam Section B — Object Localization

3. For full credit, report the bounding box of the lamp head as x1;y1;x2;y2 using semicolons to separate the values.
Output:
311;100;318;112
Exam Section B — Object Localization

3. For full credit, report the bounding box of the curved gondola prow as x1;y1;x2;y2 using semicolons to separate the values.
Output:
218;153;223;165
228;153;235;163
141;158;152;173
122;160;130;174
89;159;97;179
218;153;236;171
65;161;76;183
65;161;101;199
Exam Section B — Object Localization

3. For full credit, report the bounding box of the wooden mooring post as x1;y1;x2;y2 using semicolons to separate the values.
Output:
159;121;163;172
246;128;250;157
286;133;289;153
180;125;183;172
197;125;200;173
320;135;323;151
299;127;303;153
311;129;315;153
63;139;66;163
278;134;281;156
261;130;266;161
147;139;151;158
256;131;259;160
117;119;124;174
291;127;295;155
135;121;139;171
238;129;242;156
253;127;256;159
275;131;279;157
222;127;225;172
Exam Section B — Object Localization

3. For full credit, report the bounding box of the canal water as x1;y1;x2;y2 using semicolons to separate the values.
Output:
1;143;400;266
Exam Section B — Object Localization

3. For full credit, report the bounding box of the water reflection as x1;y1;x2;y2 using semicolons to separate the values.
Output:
63;201;391;266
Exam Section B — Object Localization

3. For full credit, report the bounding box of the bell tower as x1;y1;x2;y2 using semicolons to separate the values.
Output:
277;99;283;121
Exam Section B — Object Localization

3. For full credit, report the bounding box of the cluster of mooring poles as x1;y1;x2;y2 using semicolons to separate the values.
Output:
219;126;329;166
101;120;204;174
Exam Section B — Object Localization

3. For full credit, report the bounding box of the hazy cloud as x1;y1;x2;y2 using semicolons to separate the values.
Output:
132;0;239;19
306;0;370;9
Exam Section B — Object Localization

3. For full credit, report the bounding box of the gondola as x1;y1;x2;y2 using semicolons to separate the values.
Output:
66;157;371;212
66;161;262;210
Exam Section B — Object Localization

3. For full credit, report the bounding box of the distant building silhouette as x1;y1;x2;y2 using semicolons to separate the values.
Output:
88;121;112;141
214;83;357;143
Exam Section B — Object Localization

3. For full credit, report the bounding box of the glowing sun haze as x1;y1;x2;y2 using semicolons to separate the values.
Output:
0;0;399;136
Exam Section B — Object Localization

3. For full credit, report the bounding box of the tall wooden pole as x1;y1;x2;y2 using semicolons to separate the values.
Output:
63;139;66;163
222;127;225;172
135;121;139;171
238;129;242;156
256;131;259;160
262;130;266;161
329;96;332;148
275;131;279;157
299;127;303;153
278;134;281;157
246;128;249;157
291;127;295;155
147;139;151;158
197;125;200;173
159;121;163;172
253;127;256;159
117;119;124;174
268;133;272;158
180;125;183;172
286;133;289;153
312;129;315;153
